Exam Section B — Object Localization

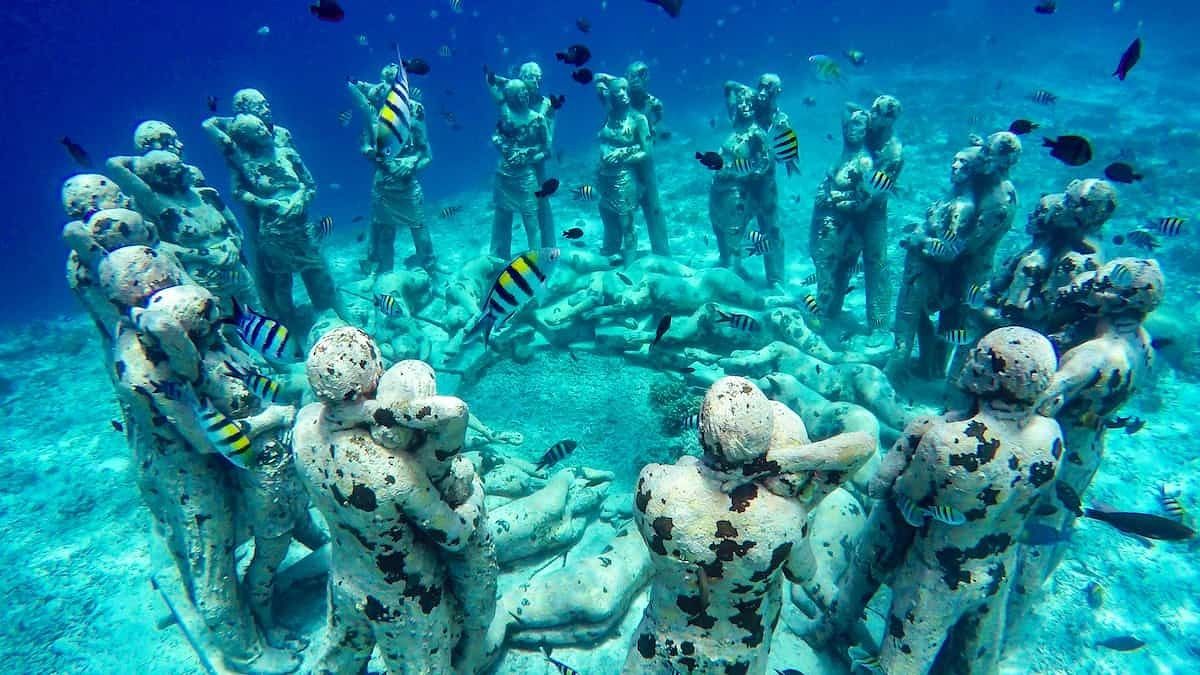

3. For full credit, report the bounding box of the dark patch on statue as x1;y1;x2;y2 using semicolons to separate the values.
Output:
889;613;906;639
1056;482;1083;516
730;596;765;646
935;533;1013;590
375;550;409;583
1050;437;1063;460
715;520;738;538
1008;454;1020;471
724;661;750;675
710;538;756;562
347;483;378;511
637;632;656;658
729;482;758;513
740;454;780;477
983;561;1006;597
338;523;376;550
374;407;399;428
364;595;396;622
978;486;1001;506
194;513;211;527
699;558;725;581
676;592;704;616
680;641;695;655
686;609;717;630
1028;461;1054;487
652;516;675;541
749;542;793;582
635;480;651;513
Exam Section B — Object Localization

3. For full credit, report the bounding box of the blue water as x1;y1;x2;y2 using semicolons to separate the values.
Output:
4;0;1200;672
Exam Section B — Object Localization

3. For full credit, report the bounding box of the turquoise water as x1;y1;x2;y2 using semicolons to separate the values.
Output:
4;0;1200;673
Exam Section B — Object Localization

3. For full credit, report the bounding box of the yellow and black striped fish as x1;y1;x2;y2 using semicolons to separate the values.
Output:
374;293;404;317
573;184;596;201
771;127;799;163
314;215;334;239
1125;229;1160;251
438;44;453;57
864;170;895;195
679;412;700;431
231;299;301;363
224;362;284;403
545;654;579;675
939;328;971;345
729;156;754;173
195;398;255;469
378;44;414;152
745;230;771;256
468;248;561;347
802;260;862;285
536;439;577;471
440;205;463;219
930;504;966;525
801;293;820;315
966;283;987;309
1152;216;1185;236
715;308;760;332
1031;89;1058;105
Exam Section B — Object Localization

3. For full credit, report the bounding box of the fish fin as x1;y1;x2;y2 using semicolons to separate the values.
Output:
465;313;496;349
895;494;928;527
785;160;800;177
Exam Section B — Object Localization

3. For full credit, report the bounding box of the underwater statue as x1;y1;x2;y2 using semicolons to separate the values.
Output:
889;132;1021;378
131;119;207;185
488;79;552;259
348;63;438;276
810;95;903;339
986;178;1117;342
625;61;671;256
709;83;773;281
594;74;653;262
623;376;874;674
832;327;1062;674
488;62;558;247
747;73;790;287
104;255;302;672
106;149;259;311
1009;258;1163;623
293;328;495;674
204;91;346;326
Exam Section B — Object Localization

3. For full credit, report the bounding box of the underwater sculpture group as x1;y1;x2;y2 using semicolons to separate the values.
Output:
57;54;1168;675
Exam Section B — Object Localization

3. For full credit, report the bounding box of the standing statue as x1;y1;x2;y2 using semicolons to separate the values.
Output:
709;83;772;281
487;79;552;259
348;63;439;275
623;377;873;674
748;74;791;287
594;75;653;262
626;61;670;256
488;62;558;246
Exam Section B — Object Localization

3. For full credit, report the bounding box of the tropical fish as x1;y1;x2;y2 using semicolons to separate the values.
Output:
939;329;972;345
845;49;866;66
1043;135;1093;166
338;109;352;127
440;205;463;219
966;283;988;309
401;58;431;76
562;227;584;240
745;231;771;256
377;45;414;152
224;362;285;403
771;127;800;165
111;419;124;432
1151;217;1185;236
61;137;91;166
549;94;567;111
644;0;683;18
1104;162;1142;183
467;249;561;347
555;44;591;67
679;412;700;430
895;494;927;527
230;300;301;363
309;0;345;22
536;439;578;471
1095;636;1145;652
729;156;754;173
1008;119;1039;135
930;504;967;525
864;170;895;195
652;315;672;346
1113;37;1142;81
159;381;256;469
1157;483;1186;521
374;293;405;317
1030;89;1058;105
1084;580;1106;609
449;0;464;14
696;151;723;170
1034;0;1056;14
314;216;334;239
1126;229;1160;251
535;178;560;198
715;309;760;333
801;294;820;315
573;184;596;201
571;68;594;85
438;45;453;58
808;54;841;83
206;95;218;113
1084;505;1196;541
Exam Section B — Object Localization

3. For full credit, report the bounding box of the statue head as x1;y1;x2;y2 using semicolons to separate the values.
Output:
869;95;902;129
134;121;184;156
518;62;543;93
141;284;223;342
756;73;783;106
842;104;869;145
626;61;651;93
98;245;188;309
1083;257;1164;320
502;79;530;112
984;131;1022;175
381;63;400;84
306;327;385;403
950;146;985;186
1063;178;1118;233
957;327;1057;406
600;76;631;109
229;113;273;150
139;150;191;193
61;174;132;220
699;377;774;469
232;88;272;124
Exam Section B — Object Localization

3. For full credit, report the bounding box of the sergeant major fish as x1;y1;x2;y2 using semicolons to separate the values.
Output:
536;439;578;471
715;309;760;333
467;248;560;347
224;362;285;403
377;44;415;153
229;299;302;363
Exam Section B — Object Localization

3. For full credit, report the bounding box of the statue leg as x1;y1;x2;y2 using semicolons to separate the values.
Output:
490;207;515;259
638;158;670;256
862;204;891;331
621;212;638;260
600;204;623;257
301;261;348;320
810;208;851;320
879;569;965;675
520;207;540;252
312;577;375;675
754;177;784;286
447;533;500;674
889;252;931;374
406;195;436;269
373;588;459;675
535;161;556;248
367;211;397;275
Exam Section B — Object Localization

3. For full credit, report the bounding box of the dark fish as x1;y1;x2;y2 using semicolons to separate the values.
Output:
1103;415;1133;430
440;205;463;219
776;670;805;675
652;315;672;346
1095;636;1145;652
562;227;584;239
401;58;431;76
536;439;578;471
715;309;759;333
616;272;633;285
1021;522;1070;546
309;0;345;22
1124;417;1146;435
680;366;696;374
356;232;366;242
1113;37;1142;81
1084;506;1196;540
576;17;591;33
1104;162;1142;183
659;130;673;141
1057;482;1083;517
549;94;567;110
1150;337;1174;350
1031;89;1058;105
352;215;365;223
645;0;683;18
571;68;594;85
1126;229;1160;251
1008;119;1038;135
61;137;91;167
709;117;718;129
556;44;591;67
802;96;817;107
1043;135;1092;166
206;95;218;113
1111;234;1126;245
535;178;560;198
150;380;187;402
1034;0;1056;14
696;151;723;171
110;419;124;432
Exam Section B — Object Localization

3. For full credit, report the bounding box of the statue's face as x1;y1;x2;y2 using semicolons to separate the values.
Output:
627;63;649;90
845;111;868;142
504;81;529;110
951;152;972;184
519;63;542;92
612;81;630;106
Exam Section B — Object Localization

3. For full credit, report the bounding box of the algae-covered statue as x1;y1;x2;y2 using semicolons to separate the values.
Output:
348;63;438;275
132;120;207;186
488;62;558;247
594;74;653;262
625;61;670;256
748;73;791;287
106;149;259;311
623;376;873;674
203;91;346;325
709;83;772;281
488;79;552;259
293;328;493;674
835;327;1062;674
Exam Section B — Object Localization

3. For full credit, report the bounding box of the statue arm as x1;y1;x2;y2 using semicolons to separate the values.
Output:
105;156;162;214
1037;342;1110;415
412;105;433;170
767;431;876;474
347;80;380;155
396;464;481;552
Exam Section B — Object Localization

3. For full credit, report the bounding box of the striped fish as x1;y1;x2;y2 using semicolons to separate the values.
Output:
377;44;414;152
573;184;596;201
231;299;302;363
1031;89;1058;105
729;156;754;173
438;44;453;57
1109;262;1133;286
545;655;579;675
1158;483;1186;521
374;293;405;317
939;328;972;345
224;362;284;403
467;248;561;347
1152;216;1185;236
802;260;862;285
314;215;334;239
895;494;927;527
715;308;760;333
449;0;464;14
745;230;771;256
771;127;799;163
864;170;895;195
1125;229;1160;251
926;238;954;258
930;504;967;525
801;294;820;315
536;439;577;471
966;283;987;309
195;397;256;469
338;109;352;127
440;205;463;219
679;412;700;431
